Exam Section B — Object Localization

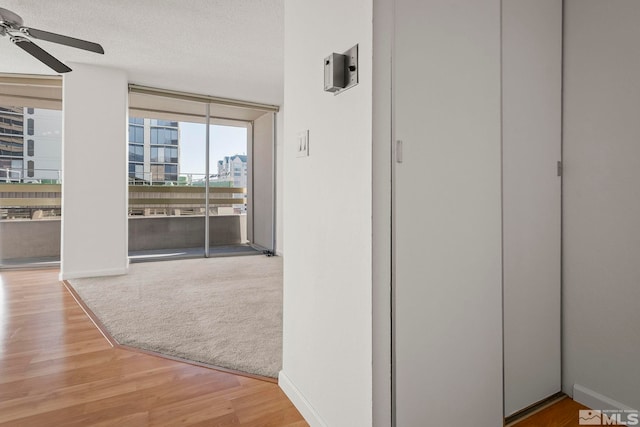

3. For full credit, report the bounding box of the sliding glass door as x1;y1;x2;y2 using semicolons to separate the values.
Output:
127;94;254;262
205;122;249;256
128;115;211;261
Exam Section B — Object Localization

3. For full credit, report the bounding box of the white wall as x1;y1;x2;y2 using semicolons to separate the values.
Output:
252;112;275;250
61;63;128;280
276;110;284;255
393;1;503;425
502;0;562;416
280;0;373;425
563;0;640;410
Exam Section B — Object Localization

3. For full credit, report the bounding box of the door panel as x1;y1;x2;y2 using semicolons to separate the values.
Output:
502;0;562;416
393;1;503;425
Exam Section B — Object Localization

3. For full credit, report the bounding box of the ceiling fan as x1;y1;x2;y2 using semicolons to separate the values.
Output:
0;7;104;74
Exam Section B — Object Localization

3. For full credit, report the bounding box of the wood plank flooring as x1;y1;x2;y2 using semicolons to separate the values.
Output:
0;269;307;426
0;268;603;427
512;397;593;427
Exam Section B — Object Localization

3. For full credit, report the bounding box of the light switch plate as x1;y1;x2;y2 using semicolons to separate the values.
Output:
296;130;309;158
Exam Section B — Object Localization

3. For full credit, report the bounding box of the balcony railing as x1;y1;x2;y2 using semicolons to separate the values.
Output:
0;183;62;219
128;185;246;216
0;182;247;219
2;168;62;184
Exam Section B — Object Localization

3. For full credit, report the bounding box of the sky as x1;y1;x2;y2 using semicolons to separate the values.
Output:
179;122;247;176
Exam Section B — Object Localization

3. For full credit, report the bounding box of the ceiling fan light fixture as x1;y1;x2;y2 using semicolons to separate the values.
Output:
0;7;24;28
0;7;104;73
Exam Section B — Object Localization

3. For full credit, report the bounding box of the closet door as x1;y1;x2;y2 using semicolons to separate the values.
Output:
502;0;562;417
393;1;503;425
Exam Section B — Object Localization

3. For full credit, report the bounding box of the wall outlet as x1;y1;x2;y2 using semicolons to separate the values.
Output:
296;130;309;157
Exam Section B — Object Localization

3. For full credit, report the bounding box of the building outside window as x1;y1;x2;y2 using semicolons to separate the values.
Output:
150;127;178;145
0;106;61;182
129;144;143;162
128;117;180;184
154;119;178;127
129;163;144;180
217;155;248;188
129;124;143;143
150;164;164;182
0;107;24;181
164;164;178;181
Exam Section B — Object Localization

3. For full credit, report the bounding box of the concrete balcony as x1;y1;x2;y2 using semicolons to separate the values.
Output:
0;183;248;264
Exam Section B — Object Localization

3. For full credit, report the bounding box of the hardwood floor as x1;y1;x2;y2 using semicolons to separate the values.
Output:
511;397;592;427
0;269;307;426
0;268;603;427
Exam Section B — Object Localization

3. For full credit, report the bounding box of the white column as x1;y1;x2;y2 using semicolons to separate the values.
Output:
60;63;128;280
281;0;374;425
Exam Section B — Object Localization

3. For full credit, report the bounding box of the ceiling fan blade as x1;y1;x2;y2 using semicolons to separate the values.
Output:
21;27;104;54
12;37;72;73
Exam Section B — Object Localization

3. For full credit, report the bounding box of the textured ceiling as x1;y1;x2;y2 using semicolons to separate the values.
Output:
0;0;284;105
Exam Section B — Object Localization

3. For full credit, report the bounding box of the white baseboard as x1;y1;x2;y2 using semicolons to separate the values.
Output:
278;370;328;427
59;266;128;281
573;384;637;411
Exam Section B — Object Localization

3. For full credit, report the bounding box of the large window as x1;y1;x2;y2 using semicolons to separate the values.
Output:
127;113;250;259
1;103;62;268
126;85;277;261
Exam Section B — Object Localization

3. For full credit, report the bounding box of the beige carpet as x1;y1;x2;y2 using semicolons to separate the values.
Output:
69;256;282;378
